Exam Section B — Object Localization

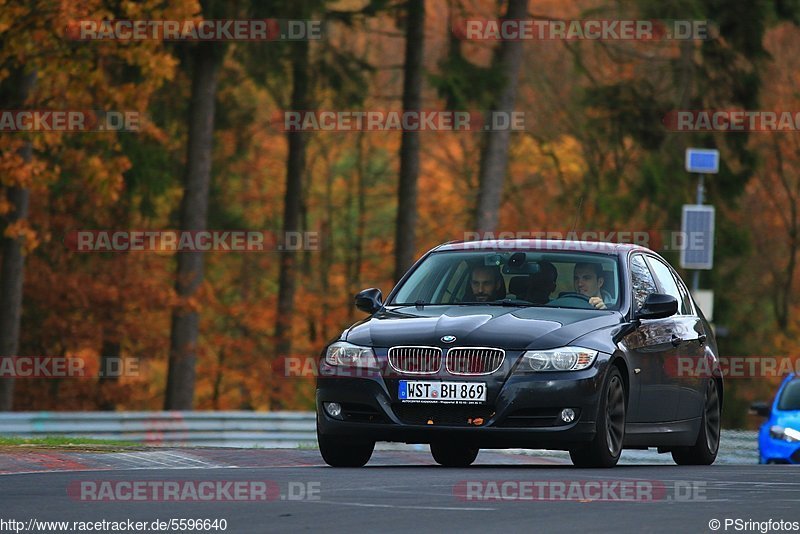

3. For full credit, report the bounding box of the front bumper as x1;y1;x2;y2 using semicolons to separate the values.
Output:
759;431;800;464
316;354;612;449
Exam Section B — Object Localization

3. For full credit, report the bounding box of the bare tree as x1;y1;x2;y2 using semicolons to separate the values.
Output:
0;69;35;411
164;39;223;410
475;0;528;234
393;0;425;282
273;36;310;410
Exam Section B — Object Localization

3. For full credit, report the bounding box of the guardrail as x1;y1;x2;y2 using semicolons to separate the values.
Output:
0;412;761;462
0;411;318;448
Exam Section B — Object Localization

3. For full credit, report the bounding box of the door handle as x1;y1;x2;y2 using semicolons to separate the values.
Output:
671;335;682;347
697;334;707;345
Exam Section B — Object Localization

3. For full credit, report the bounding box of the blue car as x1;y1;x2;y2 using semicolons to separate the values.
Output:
752;374;800;464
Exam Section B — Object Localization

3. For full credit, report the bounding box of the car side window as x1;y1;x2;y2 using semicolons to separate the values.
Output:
630;255;657;310
672;271;694;315
645;257;684;314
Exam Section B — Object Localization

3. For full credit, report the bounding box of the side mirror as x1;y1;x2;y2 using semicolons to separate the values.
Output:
636;293;678;320
750;401;771;417
355;288;383;314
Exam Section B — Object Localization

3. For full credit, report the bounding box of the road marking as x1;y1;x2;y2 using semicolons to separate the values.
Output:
0;466;239;476
305;500;496;511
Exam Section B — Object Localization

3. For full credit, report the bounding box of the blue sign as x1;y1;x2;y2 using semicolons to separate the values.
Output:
685;148;719;174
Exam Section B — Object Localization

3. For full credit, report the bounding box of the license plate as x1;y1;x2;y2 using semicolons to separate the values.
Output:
398;381;486;404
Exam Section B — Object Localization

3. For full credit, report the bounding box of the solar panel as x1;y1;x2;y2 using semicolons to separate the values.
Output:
680;205;715;269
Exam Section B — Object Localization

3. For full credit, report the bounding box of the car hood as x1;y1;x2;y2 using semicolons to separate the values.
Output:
344;305;622;350
772;412;800;429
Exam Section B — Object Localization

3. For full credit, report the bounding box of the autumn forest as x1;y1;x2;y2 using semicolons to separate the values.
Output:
0;0;798;428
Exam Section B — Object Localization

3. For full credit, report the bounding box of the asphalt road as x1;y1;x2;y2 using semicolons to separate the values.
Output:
1;449;799;534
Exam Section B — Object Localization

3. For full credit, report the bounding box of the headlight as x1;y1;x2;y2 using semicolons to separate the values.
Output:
769;425;800;442
518;347;598;372
325;341;379;368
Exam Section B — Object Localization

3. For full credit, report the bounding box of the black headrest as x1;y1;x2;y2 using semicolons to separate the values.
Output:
508;276;530;296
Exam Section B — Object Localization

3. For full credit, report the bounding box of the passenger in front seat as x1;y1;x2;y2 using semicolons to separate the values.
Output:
527;261;558;304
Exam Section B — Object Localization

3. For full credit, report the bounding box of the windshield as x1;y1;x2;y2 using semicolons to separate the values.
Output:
390;250;621;310
778;379;800;411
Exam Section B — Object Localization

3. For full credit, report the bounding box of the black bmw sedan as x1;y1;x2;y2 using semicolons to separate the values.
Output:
315;240;722;468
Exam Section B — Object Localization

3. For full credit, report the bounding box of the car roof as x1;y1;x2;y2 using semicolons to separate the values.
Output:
433;239;653;257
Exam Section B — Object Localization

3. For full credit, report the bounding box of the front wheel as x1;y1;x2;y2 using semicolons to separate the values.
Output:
671;379;721;466
570;366;626;468
317;424;374;467
430;442;479;467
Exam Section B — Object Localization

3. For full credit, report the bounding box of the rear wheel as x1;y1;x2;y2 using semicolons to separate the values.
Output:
430;441;479;467
317;423;374;467
672;379;720;466
570;366;626;468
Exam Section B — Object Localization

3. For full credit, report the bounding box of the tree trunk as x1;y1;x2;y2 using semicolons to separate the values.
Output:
96;338;120;411
474;0;528;234
272;37;309;410
0;185;30;412
355;134;367;289
393;0;425;283
164;41;221;410
0;70;35;412
319;143;334;341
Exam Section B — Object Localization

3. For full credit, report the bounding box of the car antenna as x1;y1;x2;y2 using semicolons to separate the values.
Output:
568;195;583;237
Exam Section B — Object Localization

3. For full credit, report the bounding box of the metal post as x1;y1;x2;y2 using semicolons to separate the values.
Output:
692;173;704;291
696;173;705;205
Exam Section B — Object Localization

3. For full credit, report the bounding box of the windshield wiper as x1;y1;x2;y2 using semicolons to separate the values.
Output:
485;299;534;307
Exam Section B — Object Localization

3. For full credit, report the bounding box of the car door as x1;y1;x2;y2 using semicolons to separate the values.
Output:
621;254;680;423
643;256;701;422
668;266;708;420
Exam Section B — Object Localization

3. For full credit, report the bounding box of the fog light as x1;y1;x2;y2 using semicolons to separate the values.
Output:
324;402;343;418
560;408;576;423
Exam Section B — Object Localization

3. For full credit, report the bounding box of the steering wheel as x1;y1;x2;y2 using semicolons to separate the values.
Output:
545;291;595;309
557;292;591;301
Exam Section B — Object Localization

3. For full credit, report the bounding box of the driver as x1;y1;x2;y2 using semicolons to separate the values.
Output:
573;262;612;310
465;265;506;302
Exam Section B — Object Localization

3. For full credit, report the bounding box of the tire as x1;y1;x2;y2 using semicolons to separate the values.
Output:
672;379;721;466
569;366;626;468
317;424;374;467
430;441;479;467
